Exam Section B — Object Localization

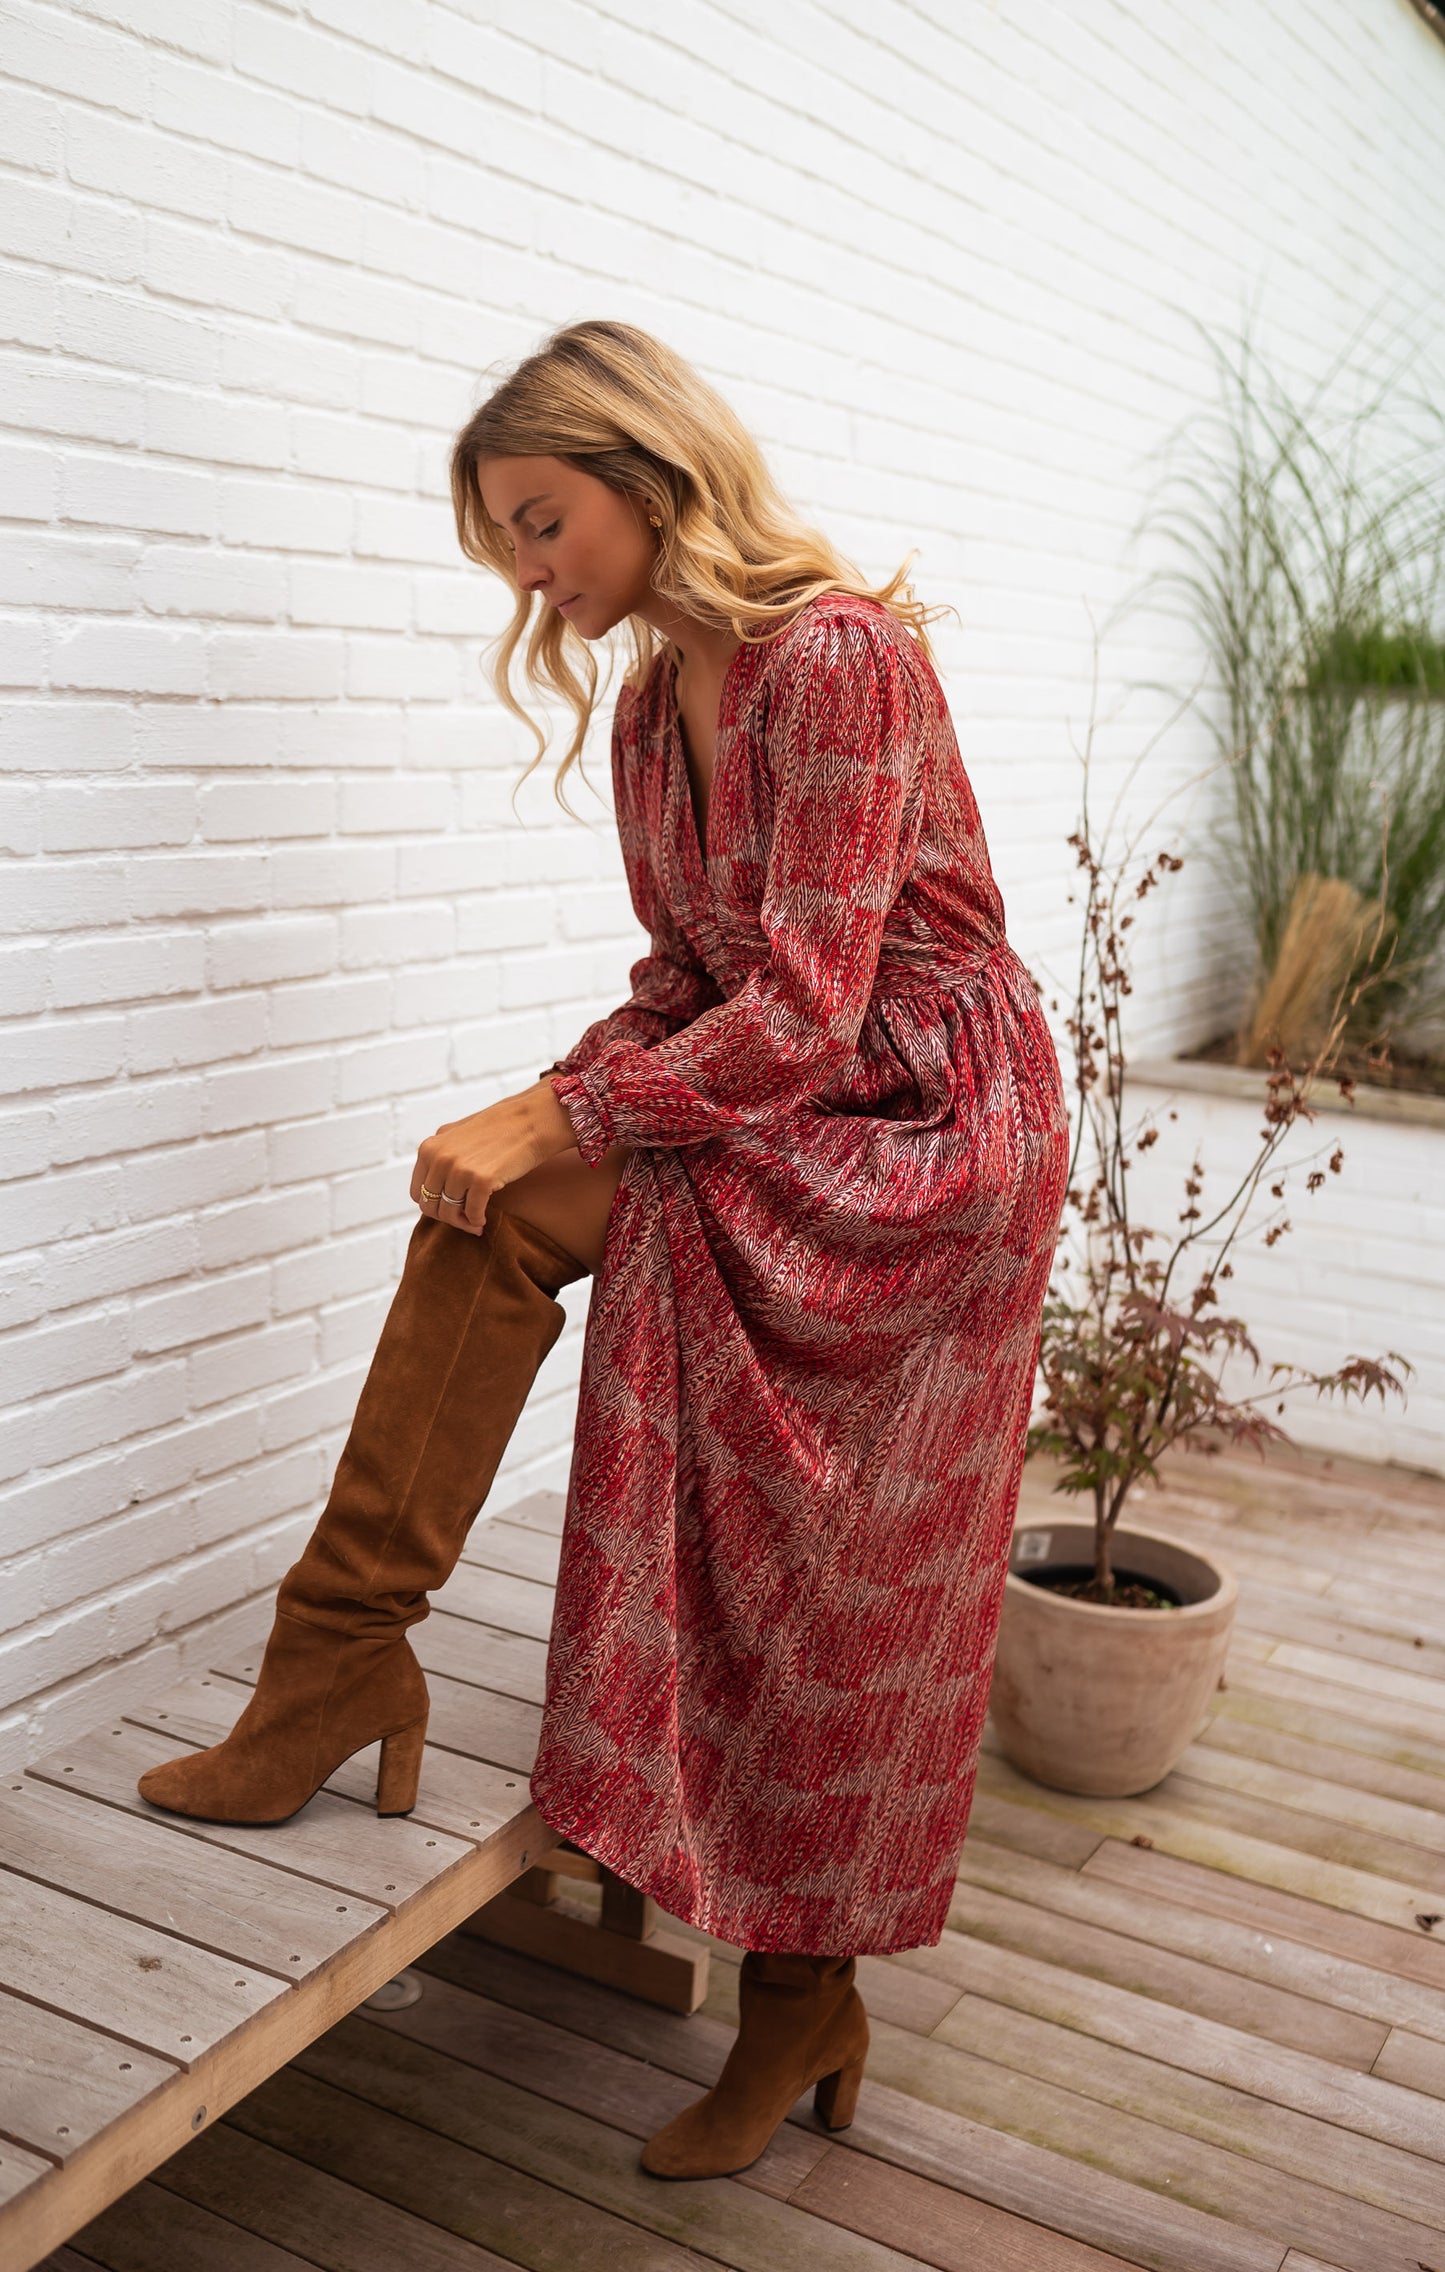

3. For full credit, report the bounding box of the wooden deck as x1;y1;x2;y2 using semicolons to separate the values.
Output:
30;1438;1445;2272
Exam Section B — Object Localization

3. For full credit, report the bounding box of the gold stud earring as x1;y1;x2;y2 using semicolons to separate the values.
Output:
648;513;663;528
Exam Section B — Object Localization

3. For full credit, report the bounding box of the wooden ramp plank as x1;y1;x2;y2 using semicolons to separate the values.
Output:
497;1489;566;1536
408;1611;547;1703
459;1517;562;1587
123;1671;542;1851
431;1561;555;1643
0;2141;53;2216
0;1870;285;2067
28;1722;471;1910
206;1655;543;1781
0;1779;385;1983
5;1816;541;2266
0;1992;175;2169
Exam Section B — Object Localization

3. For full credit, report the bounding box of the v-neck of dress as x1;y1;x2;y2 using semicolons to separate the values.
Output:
665;638;753;886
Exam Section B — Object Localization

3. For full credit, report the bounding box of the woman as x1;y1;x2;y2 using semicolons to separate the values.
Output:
136;320;1071;2180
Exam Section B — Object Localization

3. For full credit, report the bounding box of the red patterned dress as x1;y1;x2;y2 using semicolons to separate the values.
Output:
529;588;1069;1955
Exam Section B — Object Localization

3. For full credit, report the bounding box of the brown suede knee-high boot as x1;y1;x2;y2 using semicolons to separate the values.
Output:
639;1950;870;2179
137;1205;589;1826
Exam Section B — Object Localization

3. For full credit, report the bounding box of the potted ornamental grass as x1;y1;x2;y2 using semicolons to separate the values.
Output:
991;748;1412;1798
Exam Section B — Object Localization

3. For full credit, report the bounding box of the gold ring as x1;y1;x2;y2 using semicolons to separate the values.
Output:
419;1182;441;1202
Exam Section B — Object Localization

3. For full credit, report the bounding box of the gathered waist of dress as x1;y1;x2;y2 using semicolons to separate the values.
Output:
866;936;1013;1000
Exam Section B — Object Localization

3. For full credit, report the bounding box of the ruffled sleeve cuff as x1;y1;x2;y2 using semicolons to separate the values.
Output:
548;1070;615;1167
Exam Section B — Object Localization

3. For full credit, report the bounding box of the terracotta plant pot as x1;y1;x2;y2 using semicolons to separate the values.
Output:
987;1518;1238;1797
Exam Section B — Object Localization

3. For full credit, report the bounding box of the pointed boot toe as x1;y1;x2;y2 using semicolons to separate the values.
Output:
137;1749;216;1818
639;2101;756;2180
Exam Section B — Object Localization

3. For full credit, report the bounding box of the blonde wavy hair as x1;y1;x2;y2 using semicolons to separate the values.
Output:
450;319;954;810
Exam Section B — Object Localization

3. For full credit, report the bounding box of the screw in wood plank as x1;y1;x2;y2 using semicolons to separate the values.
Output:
191;2107;206;2131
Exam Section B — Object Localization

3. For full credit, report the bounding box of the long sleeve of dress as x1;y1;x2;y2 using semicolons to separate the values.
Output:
550;608;929;1164
538;897;722;1083
538;692;724;1089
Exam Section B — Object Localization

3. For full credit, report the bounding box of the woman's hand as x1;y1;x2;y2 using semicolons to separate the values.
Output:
410;1079;580;1236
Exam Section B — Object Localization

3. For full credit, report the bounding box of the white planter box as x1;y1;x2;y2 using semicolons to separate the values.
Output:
1115;1057;1445;1481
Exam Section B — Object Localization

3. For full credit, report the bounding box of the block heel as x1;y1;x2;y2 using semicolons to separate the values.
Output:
813;2051;864;2130
376;1713;428;1815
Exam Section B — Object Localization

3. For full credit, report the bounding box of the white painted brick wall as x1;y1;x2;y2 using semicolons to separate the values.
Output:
1122;1076;1445;1479
2;0;1443;1768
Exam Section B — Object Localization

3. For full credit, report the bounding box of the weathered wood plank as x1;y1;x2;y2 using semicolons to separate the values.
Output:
930;1870;1388;2067
976;1753;1445;1939
155;2119;521;2270
956;1835;1445;2043
926;1938;1445;2167
1152;1768;1445;1896
1231;1577;1445;1682
931;1990;1445;2235
959;1789;1104;1869
1082;1838;1445;1990
0;2139;53;2215
494;1488;567;1537
0;1869;285;2066
121;1671;541;1847
1329;1571;1445;1629
1197;1709;1445;1814
0;1989;176;2167
1371;2026;1445;2100
0;1777;385;1983
459;1517;561;1588
241;2048;916;2272
28;1722;472;1910
785;2146;1141;2271
1;1789;542;2269
414;1930;1282;2272
1208;1663;1445;1781
431;1562;555;1643
63;2177;318;2269
1270;1641;1445;1715
407;1612;548;1706
1167;1742;1445;1860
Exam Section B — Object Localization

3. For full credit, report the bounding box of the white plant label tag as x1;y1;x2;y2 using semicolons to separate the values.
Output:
1014;1531;1053;1565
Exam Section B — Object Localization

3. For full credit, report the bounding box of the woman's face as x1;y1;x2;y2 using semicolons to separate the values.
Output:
475;454;658;640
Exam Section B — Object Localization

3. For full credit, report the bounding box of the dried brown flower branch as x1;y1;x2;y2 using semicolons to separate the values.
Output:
1025;687;1412;1598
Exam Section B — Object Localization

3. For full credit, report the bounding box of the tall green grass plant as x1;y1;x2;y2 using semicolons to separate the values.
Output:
1137;314;1445;1065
